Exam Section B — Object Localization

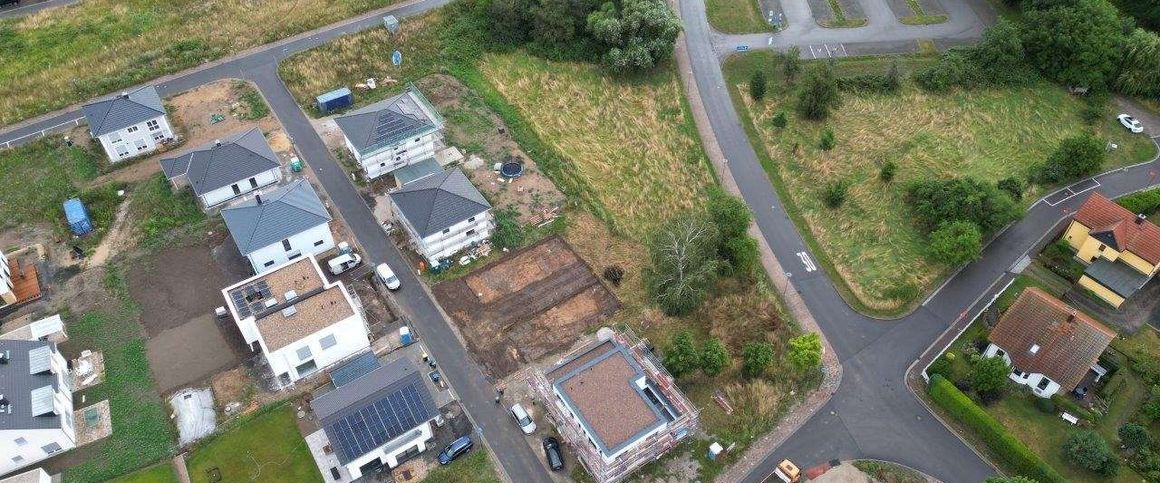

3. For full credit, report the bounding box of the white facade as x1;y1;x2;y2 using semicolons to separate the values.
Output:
347;132;439;180
246;223;335;274
0;468;52;483
96;115;173;162
398;209;493;264
196;168;281;208
0;249;13;307
344;422;434;479
251;310;369;387
984;344;1062;398
0;347;76;476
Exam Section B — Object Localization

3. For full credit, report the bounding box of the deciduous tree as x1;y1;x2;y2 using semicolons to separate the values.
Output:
787;333;823;370
663;330;700;378
929;221;983;265
795;62;840;120
701;338;730;376
645;214;721;315
742;341;775;377
1022;0;1125;89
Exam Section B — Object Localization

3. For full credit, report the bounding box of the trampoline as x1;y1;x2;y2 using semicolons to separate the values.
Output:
499;160;524;178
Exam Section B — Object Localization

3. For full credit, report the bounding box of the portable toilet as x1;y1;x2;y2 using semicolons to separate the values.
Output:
316;87;353;114
63;198;93;236
383;15;399;34
399;326;413;346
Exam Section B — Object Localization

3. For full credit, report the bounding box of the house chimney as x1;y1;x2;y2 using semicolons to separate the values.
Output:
120;92;130;99
1137;213;1147;225
255;193;263;205
214;139;222;147
0;350;8;364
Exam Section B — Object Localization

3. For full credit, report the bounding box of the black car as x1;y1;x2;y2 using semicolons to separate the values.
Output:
542;436;564;471
438;435;473;465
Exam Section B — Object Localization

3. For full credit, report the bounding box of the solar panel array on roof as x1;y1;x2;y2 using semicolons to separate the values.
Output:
331;352;382;388
229;280;272;319
27;346;52;375
325;376;435;464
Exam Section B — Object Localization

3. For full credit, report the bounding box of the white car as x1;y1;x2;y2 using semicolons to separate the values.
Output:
510;403;536;435
1118;114;1144;133
375;263;401;291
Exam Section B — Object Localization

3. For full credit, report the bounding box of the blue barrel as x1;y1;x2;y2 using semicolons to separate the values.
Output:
63;198;93;236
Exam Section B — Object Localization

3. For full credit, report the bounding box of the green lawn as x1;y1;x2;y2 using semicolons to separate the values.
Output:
107;462;179;483
186;405;322;483
0;138;100;230
705;0;773;34
128;173;207;248
724;53;1158;315
0;0;410;126
62;269;177;482
422;448;502;483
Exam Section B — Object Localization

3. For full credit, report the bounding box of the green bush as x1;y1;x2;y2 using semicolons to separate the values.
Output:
836;62;901;94
822;179;850;208
927;356;952;379
1064;430;1119;477
491;208;526;249
1120;423;1151;450
997;177;1024;200
819;127;835;151
742;341;775;377
928;221;983;266
795;62;841;121
1118;187;1160;216
927;375;1065;482
879;161;897;182
700;338;730;376
1037;133;1105;184
663;330;701;378
906;177;1021;236
771;111;788;128
750;70;767;101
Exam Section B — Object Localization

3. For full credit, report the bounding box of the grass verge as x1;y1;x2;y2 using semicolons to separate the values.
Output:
705;0;774;34
186;404;322;483
723;53;1158;316
107;462;179;483
900;0;947;25
422;448;503;483
821;0;868;27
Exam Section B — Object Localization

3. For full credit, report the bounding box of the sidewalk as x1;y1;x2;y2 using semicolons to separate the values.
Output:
668;12;843;482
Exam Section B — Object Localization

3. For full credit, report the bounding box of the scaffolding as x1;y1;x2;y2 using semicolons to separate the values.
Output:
528;329;700;483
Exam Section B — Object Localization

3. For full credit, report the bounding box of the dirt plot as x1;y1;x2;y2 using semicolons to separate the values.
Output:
146;314;240;393
434;236;620;377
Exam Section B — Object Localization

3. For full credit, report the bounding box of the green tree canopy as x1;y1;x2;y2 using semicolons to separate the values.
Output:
742;341;776;377
972;355;1010;395
663;330;701;378
1038;133;1106;183
929;221;983;266
788;333;823;370
905;177;1021;235
795;62;841;121
587;0;682;72
645;214;721;315
1022;0;1125;89
1119;423;1151;450
706;188;752;241
700;338;730;376
1115;29;1160;98
1064;430;1120;477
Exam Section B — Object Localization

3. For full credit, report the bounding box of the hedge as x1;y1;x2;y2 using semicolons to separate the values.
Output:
927;375;1065;482
1118;187;1160;217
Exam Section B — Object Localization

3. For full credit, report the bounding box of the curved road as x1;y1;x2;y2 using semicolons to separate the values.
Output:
679;0;1160;481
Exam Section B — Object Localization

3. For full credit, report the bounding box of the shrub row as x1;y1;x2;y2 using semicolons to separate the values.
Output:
836;72;900;94
928;375;1065;482
1119;187;1160;217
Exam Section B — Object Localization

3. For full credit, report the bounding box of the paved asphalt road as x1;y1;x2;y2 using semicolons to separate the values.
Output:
680;0;1160;481
0;1;552;482
0;0;78;19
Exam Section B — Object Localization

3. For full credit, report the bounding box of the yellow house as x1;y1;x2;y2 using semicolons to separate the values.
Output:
1063;193;1160;308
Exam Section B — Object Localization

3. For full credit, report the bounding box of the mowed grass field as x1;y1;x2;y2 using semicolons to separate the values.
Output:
186;405;322;483
705;0;773;34
0;0;404;125
726;54;1158;312
479;52;714;239
279;11;445;116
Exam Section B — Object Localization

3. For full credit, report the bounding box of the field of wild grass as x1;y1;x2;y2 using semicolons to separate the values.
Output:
479;52;714;239
726;54;1157;312
0;0;403;125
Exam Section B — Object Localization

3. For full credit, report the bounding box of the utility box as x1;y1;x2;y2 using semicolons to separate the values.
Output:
316;87;353;114
63;198;93;236
383;15;399;33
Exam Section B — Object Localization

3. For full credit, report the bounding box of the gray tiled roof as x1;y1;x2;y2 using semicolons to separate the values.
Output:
314;358;438;465
81;86;166;136
388;169;490;238
0;339;63;431
1084;258;1150;298
221;180;331;255
159;128;280;196
335;89;439;156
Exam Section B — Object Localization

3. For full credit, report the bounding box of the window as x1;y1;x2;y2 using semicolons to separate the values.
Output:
466;229;476;236
1029;344;1040;354
263;260;275;267
147;119;160;131
380;162;387;167
297;346;312;361
42;442;62;454
115;144;130;157
15;437;27;446
442;228;450;234
108;132;122;143
152;131;167;142
249;177;258;189
282;239;292;251
320;334;337;350
11;456;23;464
232;184;241;195
127;125;139;133
296;359;318;377
1098;244;1106;251
313;240;324;247
1037;378;1050;390
134;138;148;151
288;253;302;260
468;216;476;223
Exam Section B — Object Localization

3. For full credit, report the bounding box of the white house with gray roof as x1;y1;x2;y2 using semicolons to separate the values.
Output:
160;128;282;209
335;86;443;180
388;169;492;264
222;180;335;273
0;340;75;477
81;86;174;162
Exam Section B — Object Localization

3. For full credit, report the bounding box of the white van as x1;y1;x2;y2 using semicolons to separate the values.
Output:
375;263;401;291
327;253;362;275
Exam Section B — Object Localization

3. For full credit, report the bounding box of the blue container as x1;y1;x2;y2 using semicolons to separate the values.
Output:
316;87;353;114
63;198;93;236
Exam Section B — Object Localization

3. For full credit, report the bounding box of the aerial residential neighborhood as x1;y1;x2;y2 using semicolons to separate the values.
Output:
0;0;1158;482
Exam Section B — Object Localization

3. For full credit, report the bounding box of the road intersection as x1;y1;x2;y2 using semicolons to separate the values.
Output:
1;0;1157;481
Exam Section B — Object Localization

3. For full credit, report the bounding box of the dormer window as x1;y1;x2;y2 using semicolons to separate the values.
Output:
1029;344;1040;354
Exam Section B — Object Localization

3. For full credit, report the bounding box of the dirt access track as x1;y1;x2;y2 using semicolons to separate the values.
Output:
434;236;620;377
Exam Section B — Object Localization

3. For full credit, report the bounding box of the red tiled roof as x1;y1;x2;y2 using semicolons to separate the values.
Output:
1074;193;1160;265
988;288;1114;391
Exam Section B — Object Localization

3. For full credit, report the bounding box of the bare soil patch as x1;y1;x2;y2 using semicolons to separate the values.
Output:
433;236;620;377
146;314;241;393
125;239;250;337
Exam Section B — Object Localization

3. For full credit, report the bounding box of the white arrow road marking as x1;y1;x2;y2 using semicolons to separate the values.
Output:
796;251;816;272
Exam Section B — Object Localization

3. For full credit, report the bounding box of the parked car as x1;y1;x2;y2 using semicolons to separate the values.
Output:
542;436;564;471
327;253;362;275
1118;114;1144;133
375;263;401;290
438;435;473;465
510;403;536;434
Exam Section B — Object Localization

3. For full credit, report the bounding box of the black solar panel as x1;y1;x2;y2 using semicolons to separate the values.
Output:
324;378;437;464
